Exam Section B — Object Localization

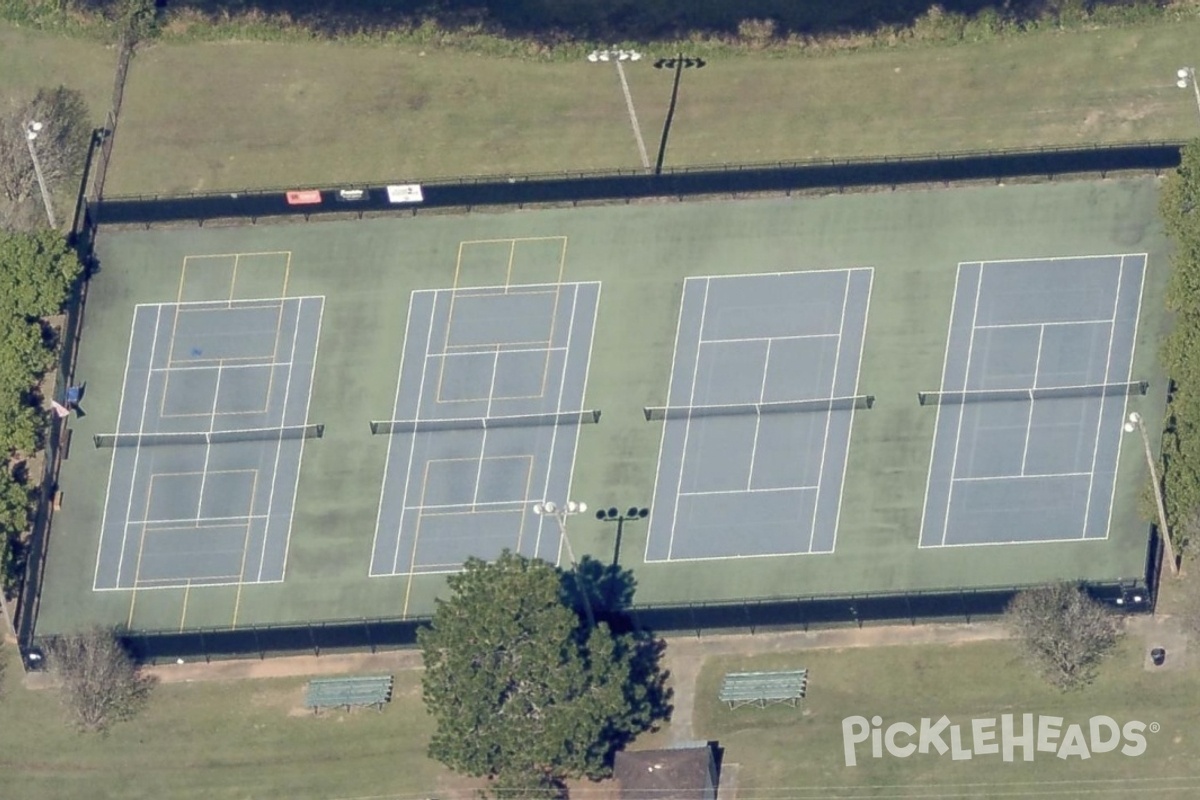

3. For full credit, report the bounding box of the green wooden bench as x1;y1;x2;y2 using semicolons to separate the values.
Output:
718;669;808;709
304;674;394;713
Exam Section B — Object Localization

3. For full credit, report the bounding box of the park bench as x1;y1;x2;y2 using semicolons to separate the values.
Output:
304;674;394;714
718;669;808;709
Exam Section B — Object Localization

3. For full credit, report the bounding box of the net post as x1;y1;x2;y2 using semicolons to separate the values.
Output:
642;407;653;422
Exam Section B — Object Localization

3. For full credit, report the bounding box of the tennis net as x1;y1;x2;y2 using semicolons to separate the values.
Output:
917;381;1148;406
370;409;601;435
643;395;874;422
93;424;324;448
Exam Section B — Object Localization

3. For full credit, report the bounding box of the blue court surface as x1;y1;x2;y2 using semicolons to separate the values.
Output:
645;269;873;562
919;254;1146;547
370;282;600;576
93;297;324;590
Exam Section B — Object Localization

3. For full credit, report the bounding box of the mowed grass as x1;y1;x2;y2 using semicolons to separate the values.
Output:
0;25;115;113
0;646;446;800
102;16;1200;195
693;637;1200;797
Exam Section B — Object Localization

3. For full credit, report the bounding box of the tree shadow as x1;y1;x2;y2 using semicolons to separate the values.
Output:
559;556;673;762
151;1;1155;46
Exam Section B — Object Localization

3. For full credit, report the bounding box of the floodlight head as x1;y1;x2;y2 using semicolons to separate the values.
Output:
607;507;619;519
637;507;650;518
566;500;587;514
1123;422;1135;433
1181;80;1192;89
629;51;642;61
28;120;43;133
587;52;600;62
1128;411;1143;425
1180;67;1192;79
596;509;607;520
533;501;553;515
599;51;610;62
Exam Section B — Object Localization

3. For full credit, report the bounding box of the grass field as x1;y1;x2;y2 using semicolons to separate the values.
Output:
0;644;447;800
694;637;1200;798
34;176;1170;639
98;16;1200;195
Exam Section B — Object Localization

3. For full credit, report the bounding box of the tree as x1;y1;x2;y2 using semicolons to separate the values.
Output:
0;229;83;458
419;551;669;798
46;627;153;732
0;86;91;231
1004;584;1121;690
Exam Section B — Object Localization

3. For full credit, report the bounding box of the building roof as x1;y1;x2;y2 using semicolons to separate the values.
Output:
614;746;716;800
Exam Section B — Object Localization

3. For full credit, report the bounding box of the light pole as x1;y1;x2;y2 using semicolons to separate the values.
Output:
595;505;649;565
24;121;58;229
1124;412;1178;577
532;500;595;628
588;48;651;172
1178;68;1200;125
651;54;706;175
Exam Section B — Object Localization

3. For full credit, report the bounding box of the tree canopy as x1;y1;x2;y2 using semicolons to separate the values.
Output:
1159;138;1200;552
418;551;669;798
0;229;82;591
1004;584;1121;690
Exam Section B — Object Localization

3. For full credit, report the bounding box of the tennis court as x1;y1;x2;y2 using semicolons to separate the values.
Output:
369;282;600;577
645;269;873;561
36;178;1169;642
92;296;323;590
919;254;1146;547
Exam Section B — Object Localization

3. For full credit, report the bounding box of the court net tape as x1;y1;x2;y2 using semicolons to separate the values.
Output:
370;409;601;435
643;395;874;422
917;381;1148;406
93;424;324;448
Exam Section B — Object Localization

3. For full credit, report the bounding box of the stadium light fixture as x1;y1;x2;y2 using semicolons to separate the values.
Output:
23;120;57;229
1124;411;1178;577
533;500;595;627
1178;67;1200;124
587;49;651;171
595;505;650;564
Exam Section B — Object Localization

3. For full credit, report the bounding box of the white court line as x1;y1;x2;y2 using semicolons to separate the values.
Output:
253;299;305;583
538;284;581;568
702;267;863;281
1104;254;1149;542
93;576;286;593
1019;325;1046;476
1082;255;1124;540
391;295;440;577
150;361;286;374
93;308;146;591
830;267;874;555
979;253;1137;266
940;265;985;547
129;514;269;526
407;499;530;512
917;265;968;548
133;296;322;310
409;281;595;298
666;278;712;562
114;305;165;589
643;280;693;565
974;319;1114;331
919;534;1108;550
699;333;839;346
565;284;600;554
429;345;568;360
679;486;818;497
193;360;225;520
276;297;324;585
471;349;502;509
806;271;852;553
369;294;419;578
951;471;1092;483
745;339;772;491
646;542;838;565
